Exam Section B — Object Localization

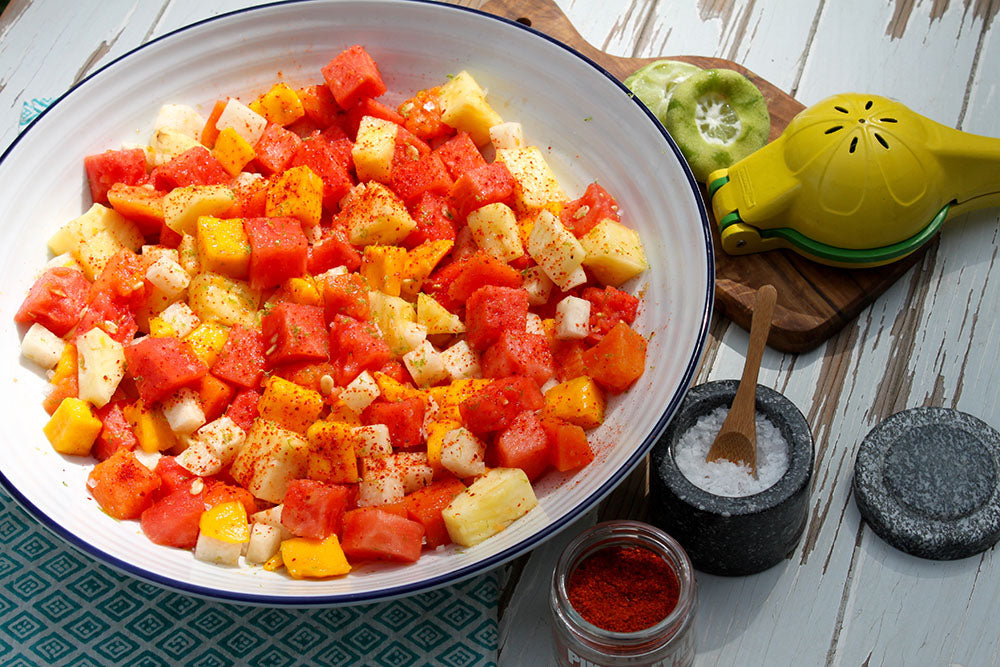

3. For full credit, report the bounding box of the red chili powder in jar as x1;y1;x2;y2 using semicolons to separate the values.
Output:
566;545;680;633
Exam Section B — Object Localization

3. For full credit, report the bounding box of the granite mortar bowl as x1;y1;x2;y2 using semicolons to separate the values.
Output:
649;380;814;576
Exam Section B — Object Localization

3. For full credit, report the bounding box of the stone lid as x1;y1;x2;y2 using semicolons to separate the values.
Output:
853;407;1000;560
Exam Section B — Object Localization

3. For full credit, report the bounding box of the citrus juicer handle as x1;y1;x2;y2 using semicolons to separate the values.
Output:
929;121;1000;219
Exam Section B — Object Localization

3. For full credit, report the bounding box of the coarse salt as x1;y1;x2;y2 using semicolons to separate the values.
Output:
672;406;789;497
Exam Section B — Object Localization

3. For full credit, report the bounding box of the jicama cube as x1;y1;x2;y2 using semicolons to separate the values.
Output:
440;427;486;478
526;312;545;336
526;210;587;291
175;437;222;476
20;323;64;369
251;505;294;540
150;128;201;165
153;103;205;139
392;452;435;493
215;98;268;146
489;121;525;150
356;456;405;507
403;340;450;388
194;416;246;464
580;219;649;286
417;293;465;335
521;265;554;306
161;387;206;435
442;468;538;546
353;424;392;457
76;327;125;408
554;296;590;340
440;340;482;381
145;256;191;300
339;371;381;413
245;524;282;564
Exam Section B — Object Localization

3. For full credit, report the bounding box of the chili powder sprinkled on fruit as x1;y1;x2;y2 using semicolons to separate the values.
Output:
566;545;680;633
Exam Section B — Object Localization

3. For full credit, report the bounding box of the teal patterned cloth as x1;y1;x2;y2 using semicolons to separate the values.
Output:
6;99;500;667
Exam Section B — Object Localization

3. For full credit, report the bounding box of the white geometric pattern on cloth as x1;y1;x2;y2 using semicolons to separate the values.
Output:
8;97;500;665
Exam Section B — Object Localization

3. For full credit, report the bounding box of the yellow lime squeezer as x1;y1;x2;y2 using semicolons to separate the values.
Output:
707;93;1000;268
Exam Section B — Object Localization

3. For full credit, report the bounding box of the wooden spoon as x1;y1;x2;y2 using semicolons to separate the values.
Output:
705;284;778;476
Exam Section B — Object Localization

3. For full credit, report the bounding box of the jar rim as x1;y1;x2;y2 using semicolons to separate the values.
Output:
552;520;696;645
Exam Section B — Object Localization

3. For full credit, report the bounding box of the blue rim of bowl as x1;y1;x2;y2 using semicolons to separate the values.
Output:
0;0;714;606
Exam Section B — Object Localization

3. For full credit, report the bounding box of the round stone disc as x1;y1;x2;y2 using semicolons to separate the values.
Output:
853;407;1000;560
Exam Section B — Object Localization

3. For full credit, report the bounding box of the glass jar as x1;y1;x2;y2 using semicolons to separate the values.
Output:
550;521;696;667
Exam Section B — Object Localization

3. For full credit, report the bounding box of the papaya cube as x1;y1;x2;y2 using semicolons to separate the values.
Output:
44;397;103;456
580;219;649;287
250;82;305;126
212;127;256;177
196;215;251;278
265;165;324;228
437;71;503;147
306;420;360;484
581;322;648;394
162;185;236;236
280;534;351;579
495;147;566;213
258;375;325;433
342;182;417;246
360;245;408;297
230;419;309;503
542;376;606;429
122;399;178;453
352;115;398;183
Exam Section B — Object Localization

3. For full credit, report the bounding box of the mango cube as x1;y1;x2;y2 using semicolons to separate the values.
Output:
266;165;324;228
543;376;606;429
196;215;251;278
361;245;408;297
258;376;324;433
183;322;230;367
44;397;102;456
249;82;305;126
284;276;322;307
123;400;178;453
163;185;235;236
401;239;454;299
212;127;256;177
438;71;503;146
281;534;351;579
199;501;250;544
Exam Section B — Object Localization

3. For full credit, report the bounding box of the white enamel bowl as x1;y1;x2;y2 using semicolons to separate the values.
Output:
0;0;712;605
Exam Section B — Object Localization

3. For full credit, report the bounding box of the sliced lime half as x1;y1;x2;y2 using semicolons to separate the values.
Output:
624;60;702;125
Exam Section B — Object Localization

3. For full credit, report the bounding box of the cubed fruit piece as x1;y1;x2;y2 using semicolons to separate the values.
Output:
481;331;554;387
450;162;515;219
437;70;503;147
106;183;166;237
261;302;329;367
140;485;203;548
150;128;200;166
266;165;324;228
199;500;250;543
162;184;235;236
281;479;350;539
554;295;591;340
161;386;206;435
225;388;262;431
447;250;523;303
309;228;362;274
342;182;417;246
459;375;544;435
493;411;550;481
212;127;256;176
258;375;325;434
254;123;303;174
543;376;606;428
352;115;398;183
580;219;649;287
44;397;103;456
144;254;190;300
245;524;283;564
298;84;342;128
527;209;587;291
215;98;268;146
330;317;393;386
84;148;148;205
495;147;565;213
356;455;405;507
306;421;360;484
541;416;594;472
466;202;523;263
211;324;265;388
48;204;143;280
15;267;90;337
244;216;308;290
339;371;381;413
442;467;538;547
196;215;251;278
282;534;352;578
391;451;434;493
194;532;243;567
552;339;588;383
152;146;230;190
124;336;207;405
581;322;648;393
434;131;487;179
465;285;529;351
341;508;425;563
401;478;466;549
291;136;354;209
230;419;310;503
322;45;387;109
193;415;245;464
175;437;222;476
360;244;408;297
390;150;453;204
123;400;178;453
353;424;391;457
88;449;162;519
322;272;370;322
402;340;450;388
401;238;454;299
188;272;261;329
362;397;425;449
404;193;457;250
440;427;486;478
440;341;483;381
251;82;305;126
561;182;621;237
417;293;464;335
583;286;640;344
93;401;140;461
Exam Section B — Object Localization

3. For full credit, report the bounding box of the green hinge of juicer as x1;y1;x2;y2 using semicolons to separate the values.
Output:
707;92;1000;268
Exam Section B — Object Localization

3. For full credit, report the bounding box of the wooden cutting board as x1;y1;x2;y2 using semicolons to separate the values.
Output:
480;0;931;354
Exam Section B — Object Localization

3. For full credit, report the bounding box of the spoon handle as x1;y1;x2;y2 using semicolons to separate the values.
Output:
730;285;777;419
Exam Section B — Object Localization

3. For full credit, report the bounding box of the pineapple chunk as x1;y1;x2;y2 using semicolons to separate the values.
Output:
466;202;523;263
76;327;125;408
402;340;450;388
158;302;200;338
48;204;143;280
20;323;65;369
215;98;268;146
369;289;425;354
440;427;486;478
342;182;417;246
150;128;201;165
230;419;309;503
554;296;591;340
153;103;206;139
352;116;398;183
438;71;503;146
163;185;235;236
495;147;566;213
44;397;102;456
145;255;190;300
442;468;538;547
188;272;261;328
417;293;465;335
392;452;434;493
281;534;351;579
526;210;587;291
258;376;324;434
580;219;649;286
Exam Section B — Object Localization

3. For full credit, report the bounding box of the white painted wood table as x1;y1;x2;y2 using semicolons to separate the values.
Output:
2;1;998;665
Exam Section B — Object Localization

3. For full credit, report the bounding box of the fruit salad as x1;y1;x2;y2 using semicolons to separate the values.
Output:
16;45;650;578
